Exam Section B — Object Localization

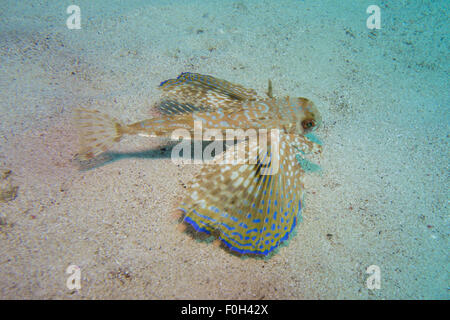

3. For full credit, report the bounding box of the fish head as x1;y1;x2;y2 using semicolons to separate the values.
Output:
278;97;321;134
296;97;321;133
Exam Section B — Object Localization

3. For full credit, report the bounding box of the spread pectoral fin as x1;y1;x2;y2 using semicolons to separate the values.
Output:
179;133;305;255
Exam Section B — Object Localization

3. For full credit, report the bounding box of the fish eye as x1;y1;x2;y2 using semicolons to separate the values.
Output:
302;119;316;130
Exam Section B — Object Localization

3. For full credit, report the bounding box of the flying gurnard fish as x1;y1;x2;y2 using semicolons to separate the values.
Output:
75;72;322;256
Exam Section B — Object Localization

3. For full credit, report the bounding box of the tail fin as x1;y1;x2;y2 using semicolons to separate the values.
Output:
74;108;125;161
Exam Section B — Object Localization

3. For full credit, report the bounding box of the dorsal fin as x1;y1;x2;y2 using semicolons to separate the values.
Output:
158;80;247;115
159;72;260;101
156;99;208;116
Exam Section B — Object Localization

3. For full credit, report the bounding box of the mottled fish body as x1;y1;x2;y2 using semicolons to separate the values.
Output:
75;72;322;256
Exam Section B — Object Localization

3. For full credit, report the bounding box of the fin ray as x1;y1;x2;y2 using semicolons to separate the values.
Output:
159;72;259;101
180;133;305;255
74;108;124;161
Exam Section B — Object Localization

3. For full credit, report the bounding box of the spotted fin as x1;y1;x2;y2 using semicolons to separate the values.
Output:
159;72;259;101
156;99;207;116
74;108;125;161
159;82;246;115
179;133;305;255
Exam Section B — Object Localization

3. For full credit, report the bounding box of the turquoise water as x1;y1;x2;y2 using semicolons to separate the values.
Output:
0;0;448;299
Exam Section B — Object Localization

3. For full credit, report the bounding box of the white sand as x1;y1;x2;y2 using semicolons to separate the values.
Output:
0;0;448;299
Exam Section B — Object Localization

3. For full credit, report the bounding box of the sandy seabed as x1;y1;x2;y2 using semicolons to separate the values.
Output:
0;1;448;299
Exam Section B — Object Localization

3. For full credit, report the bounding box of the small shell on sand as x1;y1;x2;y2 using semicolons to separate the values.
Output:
0;168;18;202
